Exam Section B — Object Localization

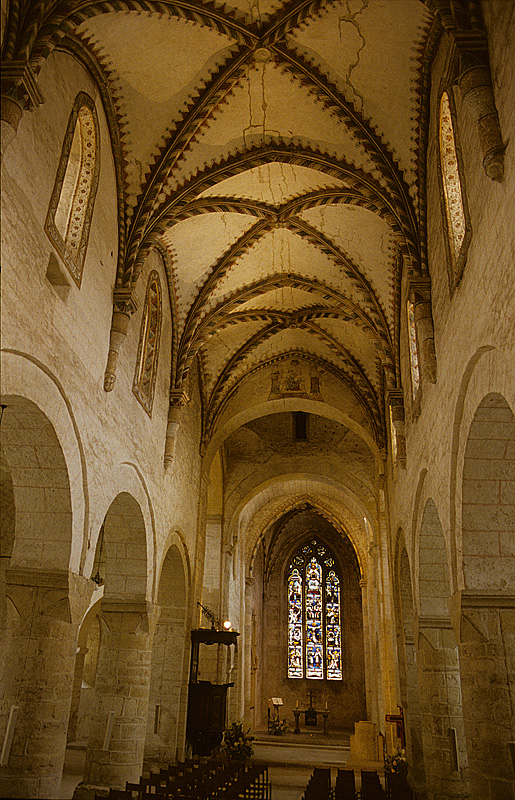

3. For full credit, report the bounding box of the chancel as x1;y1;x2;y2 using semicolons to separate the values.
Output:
0;1;514;799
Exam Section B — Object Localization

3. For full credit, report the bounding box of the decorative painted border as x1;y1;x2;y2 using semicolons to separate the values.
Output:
44;91;100;287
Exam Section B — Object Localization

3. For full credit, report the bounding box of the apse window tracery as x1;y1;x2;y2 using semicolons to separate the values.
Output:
439;91;470;283
288;539;342;680
133;271;162;415
45;93;100;286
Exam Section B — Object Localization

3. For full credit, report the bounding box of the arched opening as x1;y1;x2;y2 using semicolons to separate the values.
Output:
460;393;515;798
417;499;469;799
0;397;77;799
79;492;151;793
0;396;73;570
259;507;365;731
145;543;188;768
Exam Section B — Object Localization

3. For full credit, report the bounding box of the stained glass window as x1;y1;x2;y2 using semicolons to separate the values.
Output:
439;92;466;264
288;569;303;678
407;300;420;397
287;539;342;680
439;91;470;286
325;571;342;680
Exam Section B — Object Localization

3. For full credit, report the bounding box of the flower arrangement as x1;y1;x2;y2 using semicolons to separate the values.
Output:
384;749;408;773
221;721;254;761
269;717;289;736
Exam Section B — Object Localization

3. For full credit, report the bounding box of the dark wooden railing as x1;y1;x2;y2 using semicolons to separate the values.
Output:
95;758;270;800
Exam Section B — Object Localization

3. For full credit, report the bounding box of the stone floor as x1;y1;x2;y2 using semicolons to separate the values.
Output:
59;730;351;800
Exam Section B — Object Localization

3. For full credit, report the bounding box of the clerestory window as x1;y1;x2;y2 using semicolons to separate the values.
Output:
407;299;420;398
133;270;162;415
438;90;471;287
288;538;342;680
45;92;100;287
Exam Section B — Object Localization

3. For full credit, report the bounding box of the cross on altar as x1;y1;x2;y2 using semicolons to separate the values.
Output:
305;691;317;726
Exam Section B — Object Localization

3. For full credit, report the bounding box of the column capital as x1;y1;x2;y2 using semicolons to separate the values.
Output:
5;566;93;624
1;60;44;111
408;277;431;303
113;287;138;316
170;389;189;407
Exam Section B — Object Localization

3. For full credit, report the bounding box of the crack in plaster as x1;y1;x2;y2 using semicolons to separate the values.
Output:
337;0;368;114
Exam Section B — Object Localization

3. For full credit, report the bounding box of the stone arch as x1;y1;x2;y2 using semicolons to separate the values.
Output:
145;543;189;767
0;395;73;571
79;492;152;793
0;351;88;572
205;398;381;474
101;491;148;601
418;498;451;617
458;392;515;799
0;395;90;798
461;393;515;593
239;482;369;582
258;506;366;731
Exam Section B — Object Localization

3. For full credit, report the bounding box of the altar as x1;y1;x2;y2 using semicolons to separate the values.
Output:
292;691;330;735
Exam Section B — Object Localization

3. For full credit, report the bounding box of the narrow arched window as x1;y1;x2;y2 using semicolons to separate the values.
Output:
288;539;342;680
439;91;470;286
45;93;100;287
133;271;162;415
407;299;420;397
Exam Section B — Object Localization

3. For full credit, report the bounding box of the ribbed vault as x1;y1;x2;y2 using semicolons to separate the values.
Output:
3;0;444;449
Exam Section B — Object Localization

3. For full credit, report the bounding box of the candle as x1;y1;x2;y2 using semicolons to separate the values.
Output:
296;700;299;709
325;701;328;711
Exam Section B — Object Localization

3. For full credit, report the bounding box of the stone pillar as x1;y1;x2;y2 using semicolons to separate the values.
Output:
67;646;89;744
75;600;155;798
403;631;428;797
103;290;138;392
451;593;515;800
416;616;470;800
144;604;187;769
359;578;375;721
0;568;91;799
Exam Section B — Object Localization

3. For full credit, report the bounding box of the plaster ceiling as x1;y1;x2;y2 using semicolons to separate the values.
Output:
26;0;439;451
